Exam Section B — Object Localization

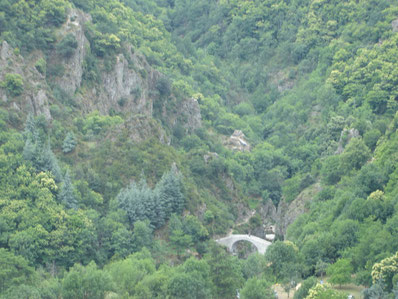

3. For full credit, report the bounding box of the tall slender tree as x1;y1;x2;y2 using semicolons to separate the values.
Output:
58;170;78;210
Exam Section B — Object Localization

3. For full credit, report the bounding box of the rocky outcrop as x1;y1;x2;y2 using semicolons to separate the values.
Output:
335;128;360;154
0;41;52;120
95;51;158;116
178;97;202;133
254;183;321;237
270;70;295;93
226;130;251;151
1;6;202;143
275;183;321;236
392;18;398;32
53;9;91;94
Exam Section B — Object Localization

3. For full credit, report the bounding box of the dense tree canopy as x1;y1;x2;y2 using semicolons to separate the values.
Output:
1;0;398;297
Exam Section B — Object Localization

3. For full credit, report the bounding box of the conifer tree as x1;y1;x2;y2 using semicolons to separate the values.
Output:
62;132;77;153
156;165;185;215
39;142;62;182
58;170;78;210
22;115;62;182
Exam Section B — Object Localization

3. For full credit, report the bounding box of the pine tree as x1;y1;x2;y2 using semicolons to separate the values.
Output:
40;142;62;182
116;182;147;226
24;113;37;139
62;132;77;153
152;188;166;228
58;170;78;210
156;165;185;216
22;115;62;182
23;138;36;162
116;167;184;229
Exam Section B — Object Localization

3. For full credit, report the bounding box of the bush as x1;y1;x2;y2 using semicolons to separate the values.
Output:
156;76;171;97
2;73;24;96
35;58;47;75
294;277;317;299
56;34;78;58
364;129;381;151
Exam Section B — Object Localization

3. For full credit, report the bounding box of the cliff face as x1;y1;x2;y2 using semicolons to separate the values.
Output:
52;8;91;95
0;7;201;141
0;41;52;120
254;183;321;238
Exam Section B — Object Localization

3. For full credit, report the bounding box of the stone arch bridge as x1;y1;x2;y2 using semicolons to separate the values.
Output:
215;234;272;255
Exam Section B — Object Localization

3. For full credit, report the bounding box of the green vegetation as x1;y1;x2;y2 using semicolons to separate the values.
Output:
1;73;23;96
1;0;398;298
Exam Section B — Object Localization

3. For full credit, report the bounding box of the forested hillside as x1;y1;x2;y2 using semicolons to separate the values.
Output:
1;0;398;298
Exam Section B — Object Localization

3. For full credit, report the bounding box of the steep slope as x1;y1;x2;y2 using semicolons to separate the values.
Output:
1;0;398;298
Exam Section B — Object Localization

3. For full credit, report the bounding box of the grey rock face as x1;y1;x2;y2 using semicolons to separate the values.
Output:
335;128;360;154
226;130;251;151
392;18;398;32
28;90;52;120
179;97;202;132
97;51;158;116
1;6;203;143
0;41;52;120
53;9;91;94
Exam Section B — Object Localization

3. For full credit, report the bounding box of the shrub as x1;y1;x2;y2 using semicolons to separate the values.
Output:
56;34;78;58
35;58;46;75
2;73;24;96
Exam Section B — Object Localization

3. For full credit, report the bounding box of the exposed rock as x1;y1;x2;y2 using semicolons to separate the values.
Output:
0;41;11;60
335;128;360;154
204;152;219;163
1;7;202;143
222;173;236;193
275;183;321;236
27;90;51;120
12;102;20;111
392;18;398;32
53;9;91;94
84;51;159;117
226;130;251;152
0;41;52;120
253;183;321;238
270;70;295;93
255;200;278;238
179;97;202;132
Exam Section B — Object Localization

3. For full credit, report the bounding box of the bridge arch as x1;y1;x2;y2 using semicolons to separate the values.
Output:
215;234;272;255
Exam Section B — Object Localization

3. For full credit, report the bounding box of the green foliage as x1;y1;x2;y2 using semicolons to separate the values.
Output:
78;111;123;136
62;132;77;153
340;138;371;172
61;261;113;299
156;76;171;97
2;0;398;297
1;73;24;96
115;166;184;229
294;276;317;299
0;0;68;52
58;170;78;210
105;249;155;297
132;220;153;252
265;241;300;281
364;129;381;151
326;259;353;288
56;34;78;58
205;243;244;298
34;58;47;75
371;251;398;292
23;116;62;182
240;277;276;299
305;283;346;299
0;249;35;294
